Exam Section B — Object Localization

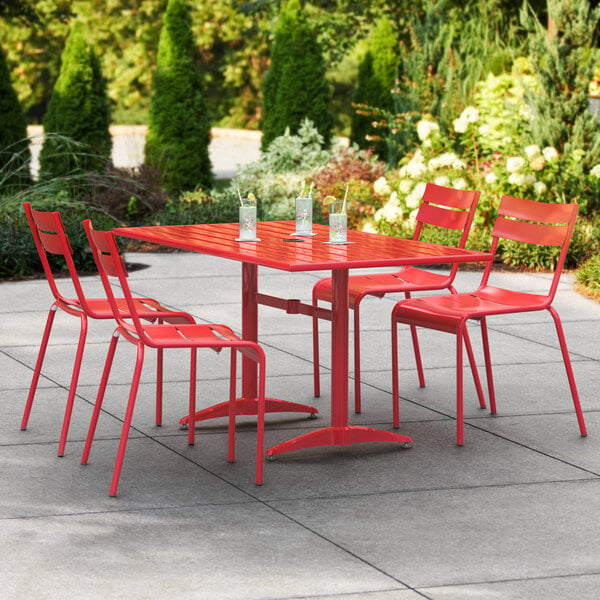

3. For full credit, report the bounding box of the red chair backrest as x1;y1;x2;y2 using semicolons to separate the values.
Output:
481;195;579;301
415;183;481;245
23;202;89;310
83;219;148;340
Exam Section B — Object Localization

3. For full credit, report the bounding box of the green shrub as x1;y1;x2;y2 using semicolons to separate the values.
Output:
39;21;112;180
144;0;213;195
0;199;118;279
311;145;386;229
153;189;238;226
0;43;31;191
261;0;333;151
228;119;333;221
576;254;600;295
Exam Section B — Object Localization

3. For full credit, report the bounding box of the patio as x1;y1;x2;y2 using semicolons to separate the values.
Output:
2;252;600;599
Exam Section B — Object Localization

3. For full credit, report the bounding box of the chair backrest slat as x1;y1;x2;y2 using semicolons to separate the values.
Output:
417;202;469;231
83;220;148;340
23;202;87;308
493;217;570;246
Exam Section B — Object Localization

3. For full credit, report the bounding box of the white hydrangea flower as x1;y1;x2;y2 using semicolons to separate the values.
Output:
542;146;559;162
485;172;498;184
524;145;541;159
524;174;537;186
399;179;413;194
502;136;513;145
590;164;600;178
461;106;479;123
453;177;467;190
533;181;547;195
405;159;427;179
439;152;459;167
381;201;404;222
508;173;526;186
373;176;391;195
506;156;526;173
478;124;491;136
453;118;468;133
422;139;432;148
428;156;442;170
452;158;467;170
405;181;427;208
434;175;450;186
416;119;439;142
361;221;378;233
529;155;546;171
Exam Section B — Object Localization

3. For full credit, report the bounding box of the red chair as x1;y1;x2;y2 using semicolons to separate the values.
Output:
82;220;267;496
391;195;587;444
21;202;195;456
312;183;481;412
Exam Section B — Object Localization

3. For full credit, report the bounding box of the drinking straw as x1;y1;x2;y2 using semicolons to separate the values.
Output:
308;181;314;199
342;184;349;214
237;189;243;207
299;180;305;198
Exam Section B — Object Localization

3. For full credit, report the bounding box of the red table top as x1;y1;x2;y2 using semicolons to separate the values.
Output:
114;221;491;272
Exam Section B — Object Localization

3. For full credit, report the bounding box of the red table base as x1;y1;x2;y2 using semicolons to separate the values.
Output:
266;425;412;457
179;396;318;426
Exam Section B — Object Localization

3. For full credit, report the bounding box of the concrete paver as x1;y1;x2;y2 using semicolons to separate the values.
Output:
2;246;600;598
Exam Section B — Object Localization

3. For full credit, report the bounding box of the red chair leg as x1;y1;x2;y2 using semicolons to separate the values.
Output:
57;312;88;456
353;303;362;413
391;313;401;429
456;330;464;446
156;348;163;426
256;352;266;486
21;305;58;430
188;348;196;446
109;342;145;497
548;307;587;436
81;332;119;464
409;325;426;388
462;326;487;409
312;296;321;398
228;349;237;463
479;318;497;414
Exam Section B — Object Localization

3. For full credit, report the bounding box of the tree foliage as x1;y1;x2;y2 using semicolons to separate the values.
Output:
39;19;112;180
0;43;31;190
144;0;213;195
261;0;333;150
350;15;399;160
523;0;600;172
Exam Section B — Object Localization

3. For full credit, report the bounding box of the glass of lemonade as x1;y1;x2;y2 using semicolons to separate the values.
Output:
328;200;347;243
295;195;313;235
239;196;257;240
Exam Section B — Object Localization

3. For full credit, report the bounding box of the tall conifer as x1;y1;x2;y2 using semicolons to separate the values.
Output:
0;43;31;189
350;16;399;161
144;0;212;195
261;0;332;151
39;20;112;179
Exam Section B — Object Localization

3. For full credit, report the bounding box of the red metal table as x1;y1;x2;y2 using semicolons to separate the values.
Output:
114;220;491;458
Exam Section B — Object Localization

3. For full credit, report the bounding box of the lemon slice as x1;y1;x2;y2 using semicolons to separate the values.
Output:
323;195;337;205
247;192;256;201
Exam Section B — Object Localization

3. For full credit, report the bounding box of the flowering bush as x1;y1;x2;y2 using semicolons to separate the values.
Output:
311;145;386;229
369;63;600;263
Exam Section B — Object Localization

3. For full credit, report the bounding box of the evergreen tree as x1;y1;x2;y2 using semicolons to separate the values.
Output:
0;43;31;190
523;0;600;172
39;20;112;180
350;15;399;161
261;0;333;151
144;0;212;195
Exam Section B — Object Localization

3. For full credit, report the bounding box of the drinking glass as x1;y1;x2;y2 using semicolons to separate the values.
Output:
294;195;313;235
238;196;257;241
328;200;347;243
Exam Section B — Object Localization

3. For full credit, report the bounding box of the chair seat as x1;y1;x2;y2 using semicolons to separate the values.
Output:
313;266;453;306
393;285;550;333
